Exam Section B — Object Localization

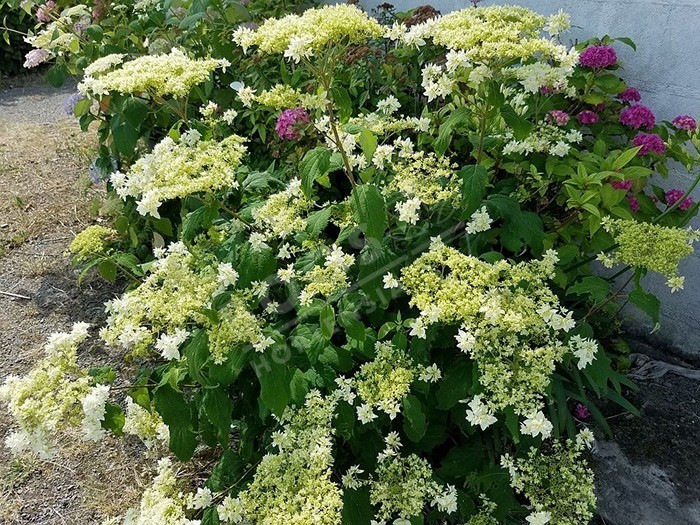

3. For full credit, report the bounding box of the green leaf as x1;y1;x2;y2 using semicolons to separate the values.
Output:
342;487;374;525
612;147;642;170
306;207;333;237
46;63;67;88
201;507;220;525
615;36;637;51
169;426;198;462
500;104;534;140
350;185;387;242
98;259;117;281
434;106;469;156
154;384;197;461
595;73;626;94
338;311;366;342
320;304;336;340
256;360;291;417
289;368;310;405
402;395;427;442
458;165;488;217
436;360;472;409
568;276;611;303
182;203;219;241
358;129;378;163
101;402;125;435
184;330;210;385
300;147;332;195
628;285;661;328
110;117;139;157
237;243;276;288
203;387;233;436
121;97;149;129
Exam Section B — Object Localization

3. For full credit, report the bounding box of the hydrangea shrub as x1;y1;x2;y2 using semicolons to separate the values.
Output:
3;3;700;525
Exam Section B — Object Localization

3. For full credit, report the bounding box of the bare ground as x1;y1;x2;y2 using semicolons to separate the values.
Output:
0;83;148;524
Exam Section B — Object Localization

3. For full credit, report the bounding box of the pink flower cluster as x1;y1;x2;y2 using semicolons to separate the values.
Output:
579;45;618;69
574;403;591;420
23;48;50;69
577;110;599;125
672;115;697;132
665;189;694;211
611;180;633;191
632;132;666;155
619;104;655;129
547;110;570;126
275;107;310;140
36;0;56;23
618;87;641;103
627;195;640;212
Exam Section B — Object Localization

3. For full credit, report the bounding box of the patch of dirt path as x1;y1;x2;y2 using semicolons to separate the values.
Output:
0;82;147;524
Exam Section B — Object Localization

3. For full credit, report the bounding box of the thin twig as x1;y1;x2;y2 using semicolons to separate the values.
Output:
0;290;30;300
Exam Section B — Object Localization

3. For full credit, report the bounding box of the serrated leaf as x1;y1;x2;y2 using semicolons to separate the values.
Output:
458;165;488;217
612;147;642;170
203;387;232;437
568;276;611;303
320;304;336;340
628;285;660;327
101;402;125;435
402;394;427;442
306;207;332;237
300;147;332;195
434;106;469;156
358;129;377;163
184;330;209;385
256;360;291;417
500;104;533;140
350;184;387;242
338;311;366;342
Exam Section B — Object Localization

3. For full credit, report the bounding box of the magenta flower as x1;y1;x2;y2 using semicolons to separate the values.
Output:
579;45;618;69
618;87;641;103
627;195;640;212
547;110;570;126
632;133;666;155
665;189;694;211
577;110;599;125
275;107;310;141
540;86;554;94
672;115;697;132
620;105;655;129
574;403;591;420
611;179;633;191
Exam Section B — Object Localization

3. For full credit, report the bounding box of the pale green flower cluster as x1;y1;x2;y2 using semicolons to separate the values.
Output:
111;132;246;219
370;452;454;522
117;458;199;525
232;4;383;59
298;245;355;306
501;431;596;525
252;178;313;240
254;84;326;111
100;243;219;356
207;298;264;364
401;245;576;415
0;323;94;458
345;114;431;136
25;6;90;54
600;218;699;292
68;225;118;262
122;398;170;450
353;342;417;420
424;6;570;63
502;124;583;157
217;390;343;524
387;151;460;205
79;48;228;98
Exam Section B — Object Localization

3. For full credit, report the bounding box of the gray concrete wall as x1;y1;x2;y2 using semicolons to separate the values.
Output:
362;0;700;357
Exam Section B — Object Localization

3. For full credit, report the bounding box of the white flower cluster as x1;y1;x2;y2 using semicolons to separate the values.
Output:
0;323;112;458
110;132;246;219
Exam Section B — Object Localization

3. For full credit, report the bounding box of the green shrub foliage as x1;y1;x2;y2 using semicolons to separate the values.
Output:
2;2;700;524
